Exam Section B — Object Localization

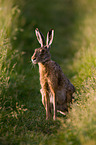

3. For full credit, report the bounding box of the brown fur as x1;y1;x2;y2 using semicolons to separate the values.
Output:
31;28;75;120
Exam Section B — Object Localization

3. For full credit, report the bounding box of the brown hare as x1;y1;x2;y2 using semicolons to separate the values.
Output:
31;28;75;120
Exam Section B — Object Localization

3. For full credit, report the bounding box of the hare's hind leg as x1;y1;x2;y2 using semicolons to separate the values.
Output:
57;103;68;112
66;92;73;110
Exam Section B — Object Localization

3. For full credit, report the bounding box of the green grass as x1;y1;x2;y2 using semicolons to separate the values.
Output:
0;0;96;144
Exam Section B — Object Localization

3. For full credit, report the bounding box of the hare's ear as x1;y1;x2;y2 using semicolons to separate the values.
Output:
35;28;45;47
46;29;54;48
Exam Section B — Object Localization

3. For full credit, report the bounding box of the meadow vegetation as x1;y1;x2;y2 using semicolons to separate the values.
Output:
0;0;96;144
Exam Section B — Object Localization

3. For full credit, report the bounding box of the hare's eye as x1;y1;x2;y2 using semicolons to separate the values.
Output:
41;49;45;53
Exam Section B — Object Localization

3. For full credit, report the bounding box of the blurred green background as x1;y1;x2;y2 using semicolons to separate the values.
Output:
0;0;96;144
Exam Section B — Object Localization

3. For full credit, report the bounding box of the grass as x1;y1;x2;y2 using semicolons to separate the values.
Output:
0;0;96;144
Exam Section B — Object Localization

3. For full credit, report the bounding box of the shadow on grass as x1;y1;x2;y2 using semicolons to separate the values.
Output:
24;112;61;135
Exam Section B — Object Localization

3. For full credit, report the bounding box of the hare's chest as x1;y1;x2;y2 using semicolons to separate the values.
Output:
39;63;53;88
39;67;47;83
39;71;49;84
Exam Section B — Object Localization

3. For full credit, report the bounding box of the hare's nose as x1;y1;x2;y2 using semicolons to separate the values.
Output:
31;56;36;62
